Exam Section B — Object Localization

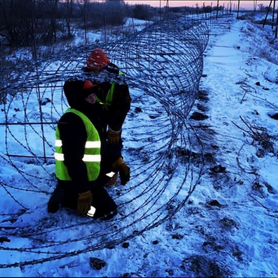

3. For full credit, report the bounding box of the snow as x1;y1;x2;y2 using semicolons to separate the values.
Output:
68;17;152;47
264;65;278;84
123;17;152;34
71;29;102;47
124;17;151;27
201;17;278;278
0;14;278;277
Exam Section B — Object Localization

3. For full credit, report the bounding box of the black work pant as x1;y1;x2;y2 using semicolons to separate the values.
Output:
50;180;117;219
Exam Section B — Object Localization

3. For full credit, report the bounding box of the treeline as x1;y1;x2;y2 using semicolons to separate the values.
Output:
0;0;224;47
0;0;159;47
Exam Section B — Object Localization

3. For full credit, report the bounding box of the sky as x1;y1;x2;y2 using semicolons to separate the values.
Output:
124;0;271;9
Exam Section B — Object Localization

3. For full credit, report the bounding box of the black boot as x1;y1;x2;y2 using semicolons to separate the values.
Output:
48;186;63;213
92;187;117;220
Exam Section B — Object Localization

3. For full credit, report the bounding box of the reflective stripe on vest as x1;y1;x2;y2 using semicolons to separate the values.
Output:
97;71;125;107
55;108;101;181
54;153;101;162
55;140;101;149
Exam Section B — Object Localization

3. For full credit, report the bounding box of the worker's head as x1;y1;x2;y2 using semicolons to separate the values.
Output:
63;79;99;109
85;48;110;73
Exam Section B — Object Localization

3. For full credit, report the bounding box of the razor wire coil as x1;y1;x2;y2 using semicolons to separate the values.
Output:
0;14;230;268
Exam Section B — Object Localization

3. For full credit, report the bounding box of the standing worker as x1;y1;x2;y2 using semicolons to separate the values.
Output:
83;48;131;187
48;79;117;219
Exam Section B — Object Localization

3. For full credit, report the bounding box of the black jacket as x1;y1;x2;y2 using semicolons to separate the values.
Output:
57;80;101;194
95;81;131;131
58;67;131;193
84;62;131;132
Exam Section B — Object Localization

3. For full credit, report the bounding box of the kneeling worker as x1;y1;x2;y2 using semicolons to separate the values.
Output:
48;79;118;220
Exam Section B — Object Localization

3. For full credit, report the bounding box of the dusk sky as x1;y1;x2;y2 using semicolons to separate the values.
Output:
124;0;270;9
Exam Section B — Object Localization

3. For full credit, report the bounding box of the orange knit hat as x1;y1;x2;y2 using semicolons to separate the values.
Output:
86;48;110;72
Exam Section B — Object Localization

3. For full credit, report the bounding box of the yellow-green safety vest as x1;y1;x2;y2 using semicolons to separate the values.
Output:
55;108;101;181
96;71;125;107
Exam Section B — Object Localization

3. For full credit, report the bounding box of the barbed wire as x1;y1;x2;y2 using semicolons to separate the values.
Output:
0;15;233;268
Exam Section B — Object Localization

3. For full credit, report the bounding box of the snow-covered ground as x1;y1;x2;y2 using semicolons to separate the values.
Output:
69;17;151;47
0;14;277;277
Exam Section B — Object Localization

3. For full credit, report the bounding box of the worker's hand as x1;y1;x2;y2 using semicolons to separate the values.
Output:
77;190;92;216
107;127;121;144
112;158;130;185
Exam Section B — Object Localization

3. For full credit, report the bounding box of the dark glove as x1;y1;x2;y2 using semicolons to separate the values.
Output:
107;127;121;144
77;190;92;216
112;158;130;185
105;172;118;188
